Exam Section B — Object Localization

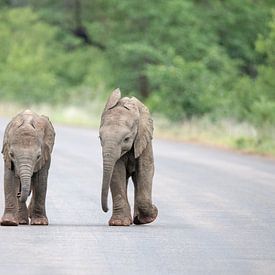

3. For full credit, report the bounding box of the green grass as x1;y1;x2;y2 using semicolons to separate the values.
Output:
154;115;275;156
1;103;274;156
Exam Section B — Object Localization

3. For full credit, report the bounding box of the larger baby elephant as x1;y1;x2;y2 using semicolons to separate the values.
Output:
99;89;158;226
1;110;55;226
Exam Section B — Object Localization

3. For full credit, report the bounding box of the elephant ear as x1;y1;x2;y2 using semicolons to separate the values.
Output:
34;115;55;171
132;97;154;159
101;88;121;127
1;121;14;170
104;88;121;112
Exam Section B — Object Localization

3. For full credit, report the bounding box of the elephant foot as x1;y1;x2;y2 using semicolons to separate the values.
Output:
133;204;158;225
31;216;48;225
19;217;29;225
109;215;132;226
1;213;19;226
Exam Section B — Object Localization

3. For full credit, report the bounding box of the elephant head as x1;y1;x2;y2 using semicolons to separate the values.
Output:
99;89;153;212
1;110;55;203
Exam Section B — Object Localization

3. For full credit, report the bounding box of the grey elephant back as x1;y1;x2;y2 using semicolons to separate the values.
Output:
1;110;55;172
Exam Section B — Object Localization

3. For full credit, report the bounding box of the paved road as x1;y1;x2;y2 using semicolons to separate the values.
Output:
0;117;275;275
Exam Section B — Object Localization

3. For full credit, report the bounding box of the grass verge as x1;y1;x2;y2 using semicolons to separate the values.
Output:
0;101;104;128
154;115;275;156
0;103;274;156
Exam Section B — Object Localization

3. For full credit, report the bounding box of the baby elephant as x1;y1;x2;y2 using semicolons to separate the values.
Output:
1;110;55;226
99;89;158;226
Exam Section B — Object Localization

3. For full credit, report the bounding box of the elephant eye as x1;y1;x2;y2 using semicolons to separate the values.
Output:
9;152;14;158
124;137;130;143
37;154;41;160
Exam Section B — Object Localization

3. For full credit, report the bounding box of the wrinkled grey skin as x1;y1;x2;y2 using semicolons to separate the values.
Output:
1;110;55;226
99;89;158;226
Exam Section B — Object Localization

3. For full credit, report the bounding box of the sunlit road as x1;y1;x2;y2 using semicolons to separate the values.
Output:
0;117;275;275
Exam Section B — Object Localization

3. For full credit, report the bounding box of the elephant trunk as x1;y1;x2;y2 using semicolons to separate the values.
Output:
18;164;33;203
101;146;120;212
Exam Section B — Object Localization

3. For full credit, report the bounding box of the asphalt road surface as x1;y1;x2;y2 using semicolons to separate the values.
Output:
0;117;275;275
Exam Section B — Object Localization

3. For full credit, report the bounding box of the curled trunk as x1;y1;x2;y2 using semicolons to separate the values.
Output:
18;165;32;203
101;146;120;212
101;157;115;212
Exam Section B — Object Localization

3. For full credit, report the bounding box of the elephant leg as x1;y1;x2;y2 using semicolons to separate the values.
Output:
109;159;132;226
133;144;158;225
18;201;29;225
1;167;19;226
16;177;29;225
30;167;49;225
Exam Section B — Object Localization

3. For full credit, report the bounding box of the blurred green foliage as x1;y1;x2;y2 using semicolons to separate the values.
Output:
0;0;274;129
0;5;108;105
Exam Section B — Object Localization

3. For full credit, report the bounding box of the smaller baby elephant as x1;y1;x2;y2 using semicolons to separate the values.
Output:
99;89;158;226
1;110;55;226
